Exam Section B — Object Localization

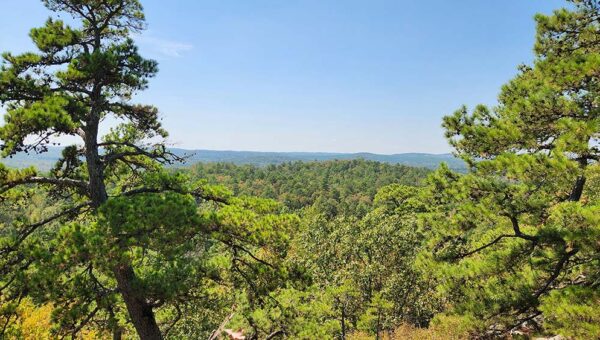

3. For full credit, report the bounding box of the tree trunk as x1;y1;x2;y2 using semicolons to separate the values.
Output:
569;175;586;202
569;158;588;202
114;265;163;340
84;118;162;339
84;119;108;208
112;325;123;340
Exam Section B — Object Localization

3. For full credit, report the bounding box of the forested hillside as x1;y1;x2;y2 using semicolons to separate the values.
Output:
187;160;430;215
0;147;466;171
1;0;599;339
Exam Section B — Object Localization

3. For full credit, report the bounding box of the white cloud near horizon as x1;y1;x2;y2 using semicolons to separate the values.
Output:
134;34;193;58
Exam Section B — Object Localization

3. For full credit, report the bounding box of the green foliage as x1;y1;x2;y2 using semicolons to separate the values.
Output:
0;1;299;338
232;184;436;338
539;286;600;338
181;161;433;338
189;160;430;217
2;0;598;338
423;0;600;337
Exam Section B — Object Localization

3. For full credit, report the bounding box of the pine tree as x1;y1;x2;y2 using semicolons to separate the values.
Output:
423;0;600;336
0;1;296;338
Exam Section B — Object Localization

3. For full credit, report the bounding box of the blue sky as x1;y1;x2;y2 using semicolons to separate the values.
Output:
1;0;565;154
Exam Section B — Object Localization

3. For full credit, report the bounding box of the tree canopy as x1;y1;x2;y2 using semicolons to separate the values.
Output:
0;1;297;338
422;0;600;336
1;0;599;339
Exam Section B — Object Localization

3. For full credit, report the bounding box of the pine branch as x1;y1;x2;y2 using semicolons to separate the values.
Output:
99;141;187;167
119;186;229;205
1;176;89;193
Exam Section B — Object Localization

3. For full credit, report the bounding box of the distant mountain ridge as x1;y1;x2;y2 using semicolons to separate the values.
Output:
1;147;466;171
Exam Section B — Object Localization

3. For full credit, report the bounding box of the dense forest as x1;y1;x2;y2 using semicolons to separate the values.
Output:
0;0;599;339
187;160;430;215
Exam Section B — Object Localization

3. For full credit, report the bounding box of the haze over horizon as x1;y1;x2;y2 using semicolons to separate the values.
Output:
1;0;564;154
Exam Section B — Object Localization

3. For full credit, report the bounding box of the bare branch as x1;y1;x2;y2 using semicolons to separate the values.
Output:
266;330;285;339
62;306;100;340
533;248;579;299
99;141;186;167
162;304;182;338
1;176;89;194
221;239;276;269
506;214;537;242
0;202;92;256
456;234;522;259
208;308;236;340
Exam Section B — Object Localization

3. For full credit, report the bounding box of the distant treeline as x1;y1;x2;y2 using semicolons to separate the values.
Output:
1;146;466;172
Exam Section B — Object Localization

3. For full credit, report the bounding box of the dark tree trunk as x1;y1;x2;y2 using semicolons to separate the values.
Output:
113;327;122;340
569;175;586;202
84;119;108;207
84;118;163;339
569;158;588;202
114;265;163;340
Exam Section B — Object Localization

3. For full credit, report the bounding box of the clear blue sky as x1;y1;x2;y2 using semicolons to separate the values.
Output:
1;0;565;154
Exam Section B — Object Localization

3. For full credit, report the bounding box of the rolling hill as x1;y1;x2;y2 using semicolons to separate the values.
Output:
1;147;466;171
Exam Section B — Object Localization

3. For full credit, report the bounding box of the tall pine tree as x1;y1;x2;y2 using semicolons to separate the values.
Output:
0;1;296;338
422;0;600;337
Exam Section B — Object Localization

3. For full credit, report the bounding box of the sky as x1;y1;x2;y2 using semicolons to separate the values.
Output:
0;0;566;154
